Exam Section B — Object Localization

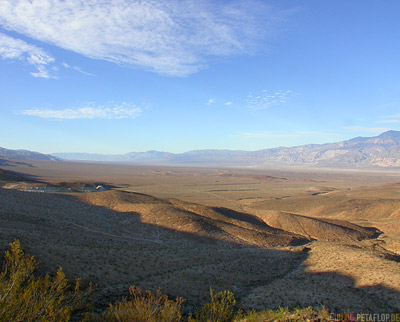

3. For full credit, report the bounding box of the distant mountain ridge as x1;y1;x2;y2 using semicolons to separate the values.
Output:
0;147;59;161
51;131;400;168
3;131;400;168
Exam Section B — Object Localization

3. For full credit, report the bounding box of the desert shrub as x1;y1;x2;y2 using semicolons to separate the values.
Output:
0;240;331;322
95;286;184;322
0;240;92;322
239;306;332;322
189;289;236;322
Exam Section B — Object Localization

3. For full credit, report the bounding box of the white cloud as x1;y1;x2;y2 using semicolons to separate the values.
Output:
20;103;142;120
0;0;281;76
62;62;94;76
224;101;232;106
247;89;294;109
344;126;389;133
0;32;55;78
207;98;216;105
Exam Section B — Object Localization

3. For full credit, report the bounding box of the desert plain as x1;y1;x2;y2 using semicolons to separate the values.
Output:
1;159;400;314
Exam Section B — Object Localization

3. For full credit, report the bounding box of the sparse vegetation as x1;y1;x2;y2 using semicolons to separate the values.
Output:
93;286;184;322
189;289;236;322
0;240;334;322
0;240;92;322
239;306;332;322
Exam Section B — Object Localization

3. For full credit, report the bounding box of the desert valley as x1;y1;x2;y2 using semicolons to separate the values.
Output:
1;133;400;319
2;2;400;320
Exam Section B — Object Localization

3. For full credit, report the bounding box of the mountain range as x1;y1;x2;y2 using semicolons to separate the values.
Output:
0;147;59;162
3;131;400;168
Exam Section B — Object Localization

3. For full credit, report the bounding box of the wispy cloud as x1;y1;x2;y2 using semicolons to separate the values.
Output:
376;113;400;124
247;89;294;109
207;98;216;105
344;126;390;133
0;32;55;78
224;101;232;106
0;1;282;76
62;62;94;76
20;103;142;120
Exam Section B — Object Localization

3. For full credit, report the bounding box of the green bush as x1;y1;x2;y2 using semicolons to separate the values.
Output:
189;289;236;322
94;286;185;322
0;240;92;322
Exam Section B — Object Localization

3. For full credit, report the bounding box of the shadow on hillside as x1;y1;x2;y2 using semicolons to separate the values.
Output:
364;226;384;239
0;167;117;191
211;206;268;226
0;187;399;315
0;159;35;167
0;167;43;182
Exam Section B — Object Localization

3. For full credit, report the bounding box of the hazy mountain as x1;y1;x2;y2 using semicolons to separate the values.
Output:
0;147;59;161
51;130;400;168
51;152;127;162
124;150;175;161
256;130;400;168
53;150;175;162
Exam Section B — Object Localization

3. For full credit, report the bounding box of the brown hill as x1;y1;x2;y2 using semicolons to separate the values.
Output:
250;183;400;225
77;190;308;247
0;187;311;309
78;189;379;247
254;210;379;242
248;182;400;252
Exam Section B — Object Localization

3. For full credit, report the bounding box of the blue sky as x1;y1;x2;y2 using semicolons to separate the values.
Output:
1;0;400;154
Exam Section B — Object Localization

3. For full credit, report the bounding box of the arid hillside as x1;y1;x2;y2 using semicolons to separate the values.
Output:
253;210;380;242
77;190;308;248
246;182;400;253
0;187;308;310
1;161;400;314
